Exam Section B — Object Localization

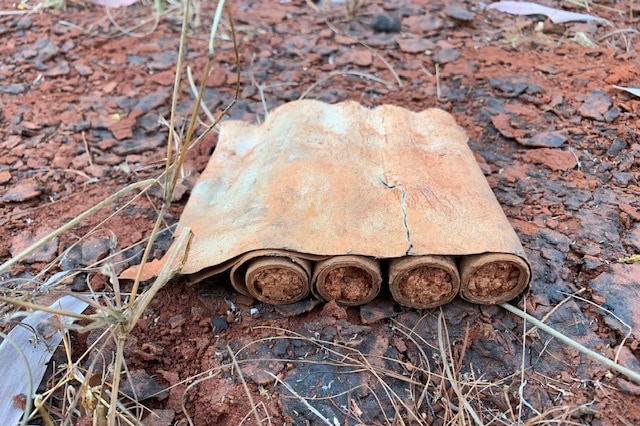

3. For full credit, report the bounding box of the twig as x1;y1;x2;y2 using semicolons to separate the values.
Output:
81;131;93;169
437;312;484;426
501;303;640;384
524;288;585;338
103;2;161;38
0;179;155;275
435;63;441;100
265;371;334;426
325;20;402;88
559;290;633;364
229;346;263;426
300;70;393;100
517;293;528;422
186;65;217;124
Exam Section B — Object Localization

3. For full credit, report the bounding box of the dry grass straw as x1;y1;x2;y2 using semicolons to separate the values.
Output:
500;302;640;384
216;322;511;425
0;0;239;424
218;296;640;425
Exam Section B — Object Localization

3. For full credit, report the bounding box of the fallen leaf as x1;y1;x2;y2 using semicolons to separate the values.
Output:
612;85;640;98
487;1;611;25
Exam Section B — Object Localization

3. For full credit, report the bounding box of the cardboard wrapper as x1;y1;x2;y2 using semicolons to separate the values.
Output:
126;100;531;308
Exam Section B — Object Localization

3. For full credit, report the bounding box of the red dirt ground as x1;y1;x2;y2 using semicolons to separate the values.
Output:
1;0;640;424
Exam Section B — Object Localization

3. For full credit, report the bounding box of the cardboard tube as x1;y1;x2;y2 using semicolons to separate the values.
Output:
313;256;381;306
244;258;311;304
388;256;460;309
230;251;313;303
458;253;530;304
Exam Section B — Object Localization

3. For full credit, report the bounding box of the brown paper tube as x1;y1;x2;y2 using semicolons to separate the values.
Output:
242;257;312;304
388;256;460;309
313;256;382;306
458;253;531;304
229;250;315;298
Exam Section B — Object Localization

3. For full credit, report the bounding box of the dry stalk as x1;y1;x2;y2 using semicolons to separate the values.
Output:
437;311;484;426
0;179;155;276
500;302;640;384
324;20;402;88
299;70;394;100
266;371;334;426
228;345;263;426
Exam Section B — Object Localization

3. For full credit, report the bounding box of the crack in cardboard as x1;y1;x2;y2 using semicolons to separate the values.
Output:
379;178;413;255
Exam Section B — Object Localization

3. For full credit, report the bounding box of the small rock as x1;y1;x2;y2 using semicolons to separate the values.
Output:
522;148;578;171
362;33;396;48
589;264;640;340
577;89;612;121
0;170;11;184
607;138;628;156
60;39;75;53
102;81;118;94
44;61;70;77
98;112;139;141
205;68;227;87
274;298;321;317
135;88;171;113
433;47;460;64
74;63;93;76
190;306;206;321
210;316;229;333
541;247;564;262
604;106;620;122
239;342;284;386
119;370;168;400
613;172;634;186
624;225;640;252
489;76;537;97
61;235;112;269
81;235;112;266
396;37;435;54
445;4;476;22
333;48;373;67
0;84;27;94
16;16;31;30
10;226;58;263
112;133;165;155
490;113;525;139
137;113;160;132
517;130;568;148
35;38;59;62
88;274;106;292
143;409;175;426
360;299;397;324
334;35;357;45
1;180;41;202
168;315;186;329
70;274;89;291
371;13;401;33
403;15;443;32
320;300;348;319
618;379;640;396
